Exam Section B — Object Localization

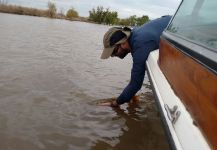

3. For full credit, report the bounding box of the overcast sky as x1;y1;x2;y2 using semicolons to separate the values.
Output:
8;0;181;19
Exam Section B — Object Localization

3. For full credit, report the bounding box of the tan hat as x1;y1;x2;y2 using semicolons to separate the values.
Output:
101;27;131;59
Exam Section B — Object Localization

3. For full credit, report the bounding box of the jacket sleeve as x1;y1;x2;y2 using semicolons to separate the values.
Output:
116;41;157;104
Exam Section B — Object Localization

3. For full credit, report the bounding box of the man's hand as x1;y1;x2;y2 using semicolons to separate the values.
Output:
98;100;119;107
98;95;140;107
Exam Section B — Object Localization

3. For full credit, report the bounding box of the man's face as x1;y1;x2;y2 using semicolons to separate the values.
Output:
111;44;130;59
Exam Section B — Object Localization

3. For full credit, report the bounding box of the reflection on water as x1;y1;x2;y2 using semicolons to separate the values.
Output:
0;13;169;150
92;92;169;150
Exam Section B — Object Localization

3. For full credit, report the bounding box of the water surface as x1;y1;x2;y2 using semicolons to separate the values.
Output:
0;13;169;150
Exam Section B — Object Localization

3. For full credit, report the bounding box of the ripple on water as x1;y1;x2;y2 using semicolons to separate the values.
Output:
0;13;169;150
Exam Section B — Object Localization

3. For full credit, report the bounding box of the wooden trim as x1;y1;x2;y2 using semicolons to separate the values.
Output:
159;39;217;149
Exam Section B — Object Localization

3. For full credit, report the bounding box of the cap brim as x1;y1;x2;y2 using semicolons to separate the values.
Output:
100;46;115;59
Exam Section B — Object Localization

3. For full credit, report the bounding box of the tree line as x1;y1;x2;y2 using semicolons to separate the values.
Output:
0;1;77;19
89;6;150;26
0;1;150;26
53;4;150;26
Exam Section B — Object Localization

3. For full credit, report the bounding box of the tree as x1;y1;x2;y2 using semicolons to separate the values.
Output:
66;8;78;19
103;8;118;25
137;15;149;26
59;8;65;16
90;6;104;23
89;6;118;25
117;16;137;26
118;18;130;26
88;6;149;26
118;15;150;26
128;15;137;26
47;1;56;18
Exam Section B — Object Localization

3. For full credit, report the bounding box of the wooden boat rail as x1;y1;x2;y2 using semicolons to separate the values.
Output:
159;37;217;149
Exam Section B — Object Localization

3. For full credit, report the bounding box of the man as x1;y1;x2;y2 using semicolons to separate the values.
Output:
100;15;172;107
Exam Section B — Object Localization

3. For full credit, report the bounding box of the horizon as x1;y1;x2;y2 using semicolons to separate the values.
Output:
6;0;182;19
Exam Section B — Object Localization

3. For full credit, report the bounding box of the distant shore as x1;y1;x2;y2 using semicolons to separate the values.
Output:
0;3;150;26
0;4;90;23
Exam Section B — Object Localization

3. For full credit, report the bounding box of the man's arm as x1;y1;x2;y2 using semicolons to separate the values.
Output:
99;41;157;107
98;50;146;107
116;52;146;104
117;41;157;105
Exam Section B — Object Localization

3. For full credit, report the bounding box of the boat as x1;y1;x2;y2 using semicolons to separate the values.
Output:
146;0;217;149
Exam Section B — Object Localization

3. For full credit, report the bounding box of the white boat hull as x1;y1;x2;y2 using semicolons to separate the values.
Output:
146;50;210;150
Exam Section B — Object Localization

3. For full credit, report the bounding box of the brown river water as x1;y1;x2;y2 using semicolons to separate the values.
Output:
0;13;169;150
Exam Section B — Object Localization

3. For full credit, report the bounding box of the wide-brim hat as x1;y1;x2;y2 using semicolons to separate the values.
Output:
101;27;131;59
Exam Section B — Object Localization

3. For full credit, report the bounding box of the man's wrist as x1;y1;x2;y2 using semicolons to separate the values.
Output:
111;101;119;107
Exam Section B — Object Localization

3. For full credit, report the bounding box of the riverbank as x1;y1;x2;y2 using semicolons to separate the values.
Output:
0;4;89;22
0;3;150;26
